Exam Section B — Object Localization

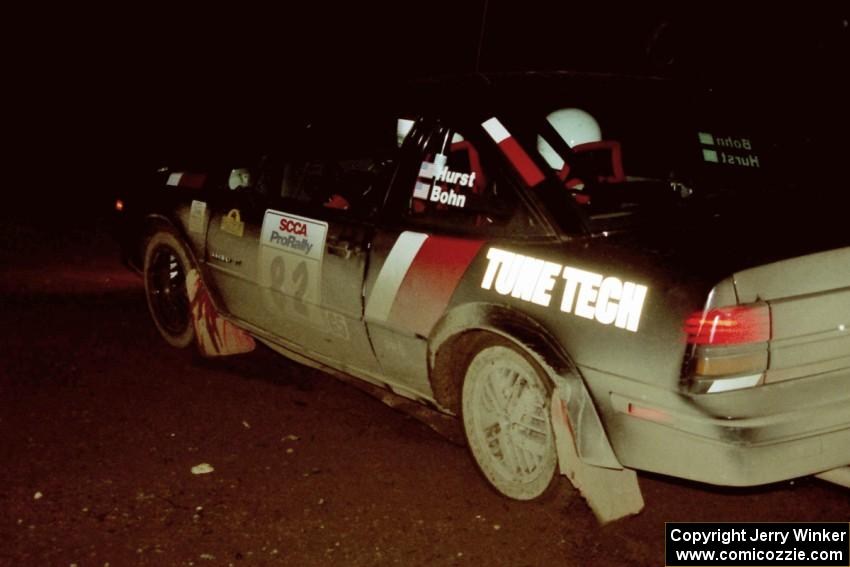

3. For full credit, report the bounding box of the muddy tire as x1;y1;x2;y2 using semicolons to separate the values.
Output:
143;231;195;348
462;341;558;500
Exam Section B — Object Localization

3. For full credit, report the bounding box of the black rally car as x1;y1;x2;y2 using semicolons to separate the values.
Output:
117;73;850;520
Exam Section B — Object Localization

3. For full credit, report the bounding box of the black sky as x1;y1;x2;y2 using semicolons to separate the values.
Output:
8;4;848;219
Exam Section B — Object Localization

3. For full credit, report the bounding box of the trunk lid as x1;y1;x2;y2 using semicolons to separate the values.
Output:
733;247;850;384
605;195;850;391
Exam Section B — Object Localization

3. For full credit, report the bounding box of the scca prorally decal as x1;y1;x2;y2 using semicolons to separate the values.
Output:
259;210;328;304
481;248;648;332
260;211;327;260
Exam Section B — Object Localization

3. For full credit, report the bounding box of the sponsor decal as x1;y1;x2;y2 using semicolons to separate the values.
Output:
188;200;207;233
220;209;245;237
365;231;484;336
259;210;327;305
258;211;347;341
260;211;326;261
413;153;470;209
698;131;760;168
480;248;648;332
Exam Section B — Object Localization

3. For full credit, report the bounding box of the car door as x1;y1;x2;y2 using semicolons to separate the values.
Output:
363;119;552;399
217;120;396;376
204;160;270;327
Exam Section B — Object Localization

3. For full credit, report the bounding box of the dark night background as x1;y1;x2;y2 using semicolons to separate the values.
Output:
2;6;849;564
7;4;849;224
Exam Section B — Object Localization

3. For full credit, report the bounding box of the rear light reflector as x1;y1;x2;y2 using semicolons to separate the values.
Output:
114;199;124;212
694;349;768;376
627;403;669;422
684;303;770;345
703;373;763;394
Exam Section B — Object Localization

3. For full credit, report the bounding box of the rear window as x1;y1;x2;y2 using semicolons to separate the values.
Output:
490;76;784;234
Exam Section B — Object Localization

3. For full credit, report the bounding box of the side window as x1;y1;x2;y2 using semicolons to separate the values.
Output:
271;156;394;217
243;118;399;218
241;153;392;222
398;124;544;236
208;154;271;213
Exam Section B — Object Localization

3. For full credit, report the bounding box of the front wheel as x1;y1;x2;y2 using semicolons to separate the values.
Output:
462;342;558;500
143;231;195;348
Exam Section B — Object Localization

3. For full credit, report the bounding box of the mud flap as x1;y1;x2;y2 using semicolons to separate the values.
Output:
551;385;644;523
186;269;255;357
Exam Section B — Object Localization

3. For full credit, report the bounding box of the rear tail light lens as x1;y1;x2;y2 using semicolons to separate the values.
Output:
684;303;770;345
695;350;767;376
683;302;771;394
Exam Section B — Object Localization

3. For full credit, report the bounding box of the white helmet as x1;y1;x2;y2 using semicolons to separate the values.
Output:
228;167;252;190
537;108;602;170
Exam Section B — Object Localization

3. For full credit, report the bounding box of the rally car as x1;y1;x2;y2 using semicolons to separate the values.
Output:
117;73;850;521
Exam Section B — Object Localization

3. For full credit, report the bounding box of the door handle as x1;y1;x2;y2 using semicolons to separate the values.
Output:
327;240;360;259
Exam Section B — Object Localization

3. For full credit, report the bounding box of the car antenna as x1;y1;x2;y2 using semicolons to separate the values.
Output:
474;0;489;75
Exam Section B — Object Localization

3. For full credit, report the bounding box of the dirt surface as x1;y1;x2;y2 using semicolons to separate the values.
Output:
1;221;848;566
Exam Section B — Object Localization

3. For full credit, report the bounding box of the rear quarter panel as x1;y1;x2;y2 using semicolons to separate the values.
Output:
445;238;713;391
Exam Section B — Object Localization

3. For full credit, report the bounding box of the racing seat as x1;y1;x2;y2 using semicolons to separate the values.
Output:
448;139;487;192
558;140;625;184
557;140;625;205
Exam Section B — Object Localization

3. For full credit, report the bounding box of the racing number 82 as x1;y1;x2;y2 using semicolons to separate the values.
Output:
270;256;309;315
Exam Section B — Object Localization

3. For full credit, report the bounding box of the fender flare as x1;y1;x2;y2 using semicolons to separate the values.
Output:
143;213;194;257
142;214;227;317
429;302;624;470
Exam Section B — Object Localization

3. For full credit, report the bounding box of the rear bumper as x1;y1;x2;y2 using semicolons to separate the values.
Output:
816;466;850;488
584;365;850;487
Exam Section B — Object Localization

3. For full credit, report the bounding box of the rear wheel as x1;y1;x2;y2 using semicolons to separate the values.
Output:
143;231;195;348
462;342;558;500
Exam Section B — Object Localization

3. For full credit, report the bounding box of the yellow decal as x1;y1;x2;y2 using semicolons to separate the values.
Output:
481;248;648;332
220;209;245;237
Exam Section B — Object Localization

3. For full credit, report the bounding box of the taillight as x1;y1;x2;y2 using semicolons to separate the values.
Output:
684;303;770;345
684;302;770;394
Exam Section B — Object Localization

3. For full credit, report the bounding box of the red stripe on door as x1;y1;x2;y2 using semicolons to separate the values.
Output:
388;236;484;337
